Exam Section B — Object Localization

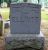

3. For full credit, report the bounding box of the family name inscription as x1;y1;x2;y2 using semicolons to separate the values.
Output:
10;3;41;34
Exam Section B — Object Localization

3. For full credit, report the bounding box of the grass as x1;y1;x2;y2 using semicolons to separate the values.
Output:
41;9;48;20
0;8;10;20
0;8;48;20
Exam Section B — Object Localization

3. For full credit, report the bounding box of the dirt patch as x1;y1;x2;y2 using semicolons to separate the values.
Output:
0;37;5;50
41;20;48;48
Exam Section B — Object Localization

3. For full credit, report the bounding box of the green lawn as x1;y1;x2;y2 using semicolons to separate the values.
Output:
0;8;10;20
41;9;48;20
0;8;48;20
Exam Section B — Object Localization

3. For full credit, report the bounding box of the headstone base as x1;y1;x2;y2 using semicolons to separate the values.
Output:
5;31;44;50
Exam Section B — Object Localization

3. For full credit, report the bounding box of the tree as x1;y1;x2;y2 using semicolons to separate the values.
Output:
23;0;27;2
38;0;39;4
0;0;3;5
0;0;1;4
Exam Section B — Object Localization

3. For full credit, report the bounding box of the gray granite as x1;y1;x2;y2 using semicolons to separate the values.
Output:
5;3;44;50
10;3;41;34
5;31;44;50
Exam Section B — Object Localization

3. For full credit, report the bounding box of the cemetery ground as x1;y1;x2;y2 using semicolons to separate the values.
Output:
0;8;48;50
41;20;48;50
0;8;10;20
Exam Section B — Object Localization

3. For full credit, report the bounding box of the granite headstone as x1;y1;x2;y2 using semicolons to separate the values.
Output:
5;3;44;50
10;3;41;34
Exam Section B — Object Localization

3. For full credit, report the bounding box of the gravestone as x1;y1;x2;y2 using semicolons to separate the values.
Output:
10;3;41;34
5;3;44;50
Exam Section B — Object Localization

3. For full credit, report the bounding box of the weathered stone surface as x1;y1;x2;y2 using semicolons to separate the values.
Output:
10;3;41;34
5;3;44;50
5;32;44;50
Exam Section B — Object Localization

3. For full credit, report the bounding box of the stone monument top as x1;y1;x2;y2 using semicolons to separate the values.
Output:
10;3;41;34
